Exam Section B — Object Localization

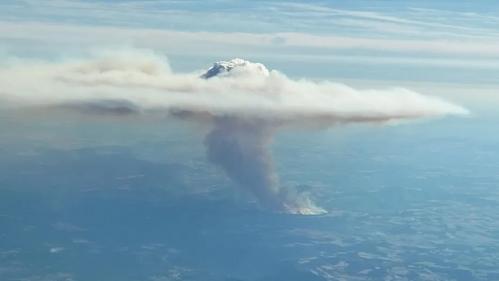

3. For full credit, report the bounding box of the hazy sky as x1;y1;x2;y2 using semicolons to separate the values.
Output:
1;0;499;88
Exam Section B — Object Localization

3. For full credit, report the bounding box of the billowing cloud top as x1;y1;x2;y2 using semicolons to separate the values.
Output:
0;51;467;123
201;58;270;79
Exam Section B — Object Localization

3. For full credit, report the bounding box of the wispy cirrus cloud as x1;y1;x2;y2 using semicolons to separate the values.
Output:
2;0;499;39
1;0;499;86
268;2;499;39
2;20;499;59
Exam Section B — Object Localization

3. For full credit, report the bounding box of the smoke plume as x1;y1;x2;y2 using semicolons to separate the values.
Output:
0;50;469;214
205;118;279;209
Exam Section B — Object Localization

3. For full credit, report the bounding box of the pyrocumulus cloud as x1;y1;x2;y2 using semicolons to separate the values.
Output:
0;50;468;215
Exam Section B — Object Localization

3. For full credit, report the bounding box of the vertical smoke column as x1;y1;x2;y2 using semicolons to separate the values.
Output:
204;116;285;211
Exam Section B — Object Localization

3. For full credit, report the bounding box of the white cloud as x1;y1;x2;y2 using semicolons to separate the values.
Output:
49;247;64;254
